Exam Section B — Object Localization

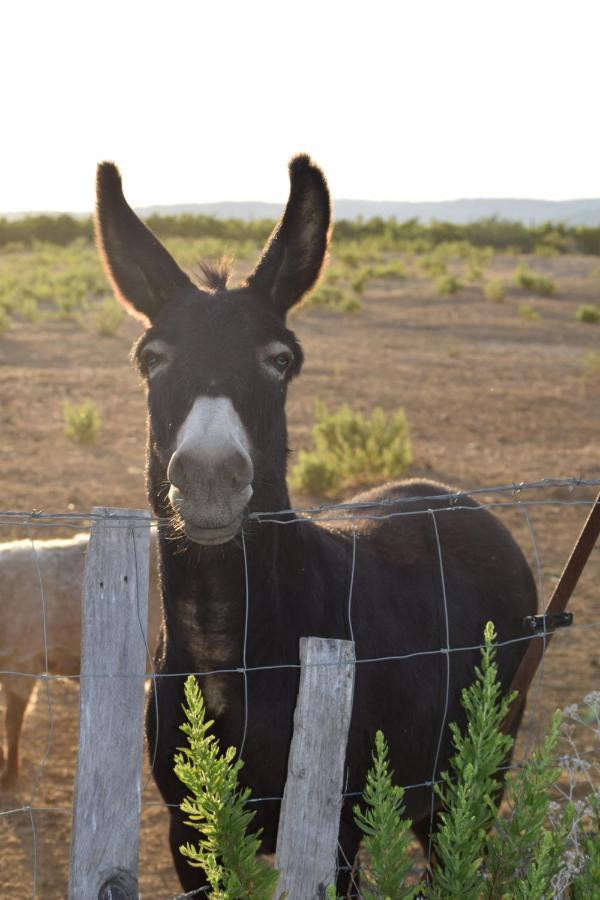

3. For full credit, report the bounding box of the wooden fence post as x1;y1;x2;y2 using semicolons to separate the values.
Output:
69;508;151;900
275;637;355;899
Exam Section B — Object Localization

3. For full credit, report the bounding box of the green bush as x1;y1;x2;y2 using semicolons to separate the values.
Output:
435;273;463;296
576;304;600;324
348;624;579;899
304;284;361;314
514;263;556;296
63;399;101;443
519;303;541;321
582;352;600;379
290;402;412;497
484;279;506;302
368;261;408;280
95;296;125;335
0;308;10;336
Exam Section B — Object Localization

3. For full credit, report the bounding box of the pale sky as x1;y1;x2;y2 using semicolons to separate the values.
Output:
1;0;598;212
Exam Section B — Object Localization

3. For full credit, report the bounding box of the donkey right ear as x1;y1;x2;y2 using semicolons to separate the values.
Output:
95;163;194;323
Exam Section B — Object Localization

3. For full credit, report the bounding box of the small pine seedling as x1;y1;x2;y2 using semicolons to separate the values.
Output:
174;675;280;899
63;399;101;444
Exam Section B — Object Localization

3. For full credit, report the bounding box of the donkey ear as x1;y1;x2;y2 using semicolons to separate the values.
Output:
245;154;331;315
95;162;194;323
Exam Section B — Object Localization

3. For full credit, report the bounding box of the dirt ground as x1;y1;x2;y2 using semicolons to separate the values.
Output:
0;253;599;898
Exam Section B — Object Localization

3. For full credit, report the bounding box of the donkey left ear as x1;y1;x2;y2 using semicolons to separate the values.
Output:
245;154;331;316
95;162;194;323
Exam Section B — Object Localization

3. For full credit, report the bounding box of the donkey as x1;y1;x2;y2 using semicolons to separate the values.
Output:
95;155;537;894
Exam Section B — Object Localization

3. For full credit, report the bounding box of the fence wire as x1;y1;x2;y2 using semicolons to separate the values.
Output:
0;476;598;898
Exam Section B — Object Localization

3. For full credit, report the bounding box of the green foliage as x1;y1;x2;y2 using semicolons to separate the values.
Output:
95;296;125;335
575;303;600;324
429;622;516;899
174;675;280;899
483;279;506;303
582;351;600;379
368;260;409;280
304;284;362;314
0;307;10;336
350;268;370;294
519;303;541;321
419;256;447;278
485;710;574;898
435;273;463;296
63;399;102;444
513;263;556;296
571;798;600;899
290;401;412;497
353;731;418;899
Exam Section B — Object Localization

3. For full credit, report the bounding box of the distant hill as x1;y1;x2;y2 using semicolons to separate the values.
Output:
5;198;600;225
134;197;600;226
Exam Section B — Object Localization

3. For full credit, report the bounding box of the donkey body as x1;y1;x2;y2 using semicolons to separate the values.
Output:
96;156;536;893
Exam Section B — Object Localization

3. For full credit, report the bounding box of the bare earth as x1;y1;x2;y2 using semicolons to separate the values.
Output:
0;253;599;898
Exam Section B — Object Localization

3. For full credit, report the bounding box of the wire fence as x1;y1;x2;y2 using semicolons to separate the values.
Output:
0;476;599;898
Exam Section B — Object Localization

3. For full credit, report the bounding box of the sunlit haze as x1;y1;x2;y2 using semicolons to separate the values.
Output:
2;0;598;212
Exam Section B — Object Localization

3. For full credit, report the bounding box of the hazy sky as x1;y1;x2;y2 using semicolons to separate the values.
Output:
1;0;598;211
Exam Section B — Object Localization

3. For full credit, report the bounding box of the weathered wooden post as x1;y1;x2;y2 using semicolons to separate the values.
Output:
275;636;355;899
69;507;151;900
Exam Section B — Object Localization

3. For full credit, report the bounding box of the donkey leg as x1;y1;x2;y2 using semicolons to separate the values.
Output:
1;686;32;787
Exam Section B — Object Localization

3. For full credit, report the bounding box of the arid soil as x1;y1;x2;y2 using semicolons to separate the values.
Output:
0;253;599;898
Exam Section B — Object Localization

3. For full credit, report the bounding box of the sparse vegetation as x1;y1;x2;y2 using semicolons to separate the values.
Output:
484;279;506;302
0;307;10;336
290;401;412;497
514;263;556;296
63;399;102;443
95;296;125;336
575;304;600;324
435;273;463;296
304;284;361;314
582;352;600;379
519;303;541;321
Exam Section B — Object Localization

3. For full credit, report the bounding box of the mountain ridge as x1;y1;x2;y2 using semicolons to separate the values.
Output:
4;198;600;225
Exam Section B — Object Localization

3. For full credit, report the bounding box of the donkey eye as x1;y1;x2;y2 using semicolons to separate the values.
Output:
270;353;292;374
142;349;164;373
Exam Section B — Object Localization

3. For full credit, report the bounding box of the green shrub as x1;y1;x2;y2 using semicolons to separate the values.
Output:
368;261;408;280
513;263;556;296
484;279;506;302
519;303;541;321
465;261;484;283
350;624;579;899
95;296;125;335
63;399;101;443
174;675;280;897
304;284;361;314
20;297;40;323
353;732;418;899
435;273;463;296
350;268;370;294
0;308;10;336
582;352;600;379
290;402;412;497
576;304;600;324
419;256;447;278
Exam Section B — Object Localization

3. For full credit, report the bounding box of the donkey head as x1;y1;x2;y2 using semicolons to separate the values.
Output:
96;156;330;544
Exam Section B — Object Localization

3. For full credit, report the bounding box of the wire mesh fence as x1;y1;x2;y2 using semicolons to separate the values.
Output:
0;476;598;898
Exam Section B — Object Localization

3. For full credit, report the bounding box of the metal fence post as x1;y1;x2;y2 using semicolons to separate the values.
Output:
69;508;151;900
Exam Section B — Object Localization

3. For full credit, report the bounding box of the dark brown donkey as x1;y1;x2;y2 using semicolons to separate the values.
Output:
95;156;537;894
